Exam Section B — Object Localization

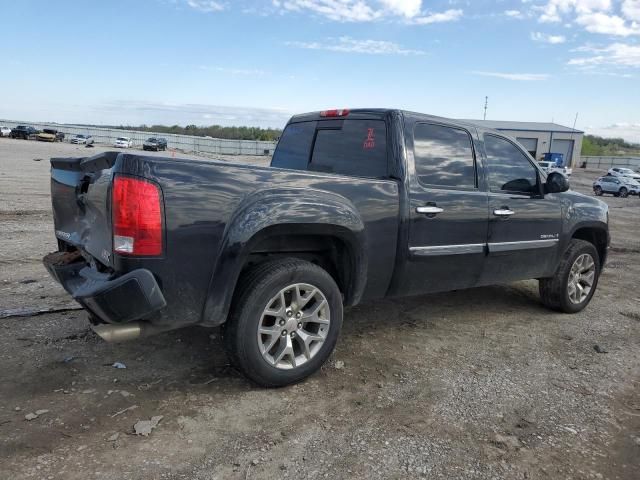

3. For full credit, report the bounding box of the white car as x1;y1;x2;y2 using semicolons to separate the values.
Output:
0;126;11;137
608;167;640;180
114;137;133;148
538;161;570;177
70;134;94;145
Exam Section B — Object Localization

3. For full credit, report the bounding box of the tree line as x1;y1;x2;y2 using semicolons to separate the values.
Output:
108;124;282;141
581;135;640;156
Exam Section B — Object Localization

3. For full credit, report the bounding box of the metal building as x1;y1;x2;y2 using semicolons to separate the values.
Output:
465;120;583;168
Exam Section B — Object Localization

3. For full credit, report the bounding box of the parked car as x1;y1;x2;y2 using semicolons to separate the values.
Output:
607;167;640;180
538;161;570;177
0;126;11;137
37;129;65;142
593;176;640;197
70;134;94;145
114;137;133;148
44;108;609;387
10;125;39;140
143;137;168;151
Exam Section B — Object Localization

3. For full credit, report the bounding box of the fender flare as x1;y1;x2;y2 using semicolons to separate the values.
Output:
200;188;367;326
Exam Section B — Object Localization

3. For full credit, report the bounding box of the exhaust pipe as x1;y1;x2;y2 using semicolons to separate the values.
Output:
92;322;143;342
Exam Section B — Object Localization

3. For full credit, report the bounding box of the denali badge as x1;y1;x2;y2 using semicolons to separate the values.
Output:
540;233;559;239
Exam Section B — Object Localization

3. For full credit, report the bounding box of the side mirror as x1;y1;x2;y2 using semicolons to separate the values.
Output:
545;171;570;194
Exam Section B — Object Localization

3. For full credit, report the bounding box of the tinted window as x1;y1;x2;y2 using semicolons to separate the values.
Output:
484;135;538;194
271;121;316;170
413;123;476;188
309;120;387;178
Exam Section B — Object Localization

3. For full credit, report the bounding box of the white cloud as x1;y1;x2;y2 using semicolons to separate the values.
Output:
272;0;462;23
531;31;567;43
575;11;640;36
412;9;463;25
504;10;523;18
186;0;225;12
568;42;640;67
472;71;550;81
274;0;380;22
379;0;422;18
538;0;612;23
286;36;426;55
622;0;640;21
586;122;640;143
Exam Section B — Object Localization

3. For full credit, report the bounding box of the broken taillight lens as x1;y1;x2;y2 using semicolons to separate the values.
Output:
112;175;163;256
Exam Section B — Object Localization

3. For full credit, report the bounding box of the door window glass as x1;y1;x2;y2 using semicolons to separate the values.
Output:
413;123;476;188
484;135;538;194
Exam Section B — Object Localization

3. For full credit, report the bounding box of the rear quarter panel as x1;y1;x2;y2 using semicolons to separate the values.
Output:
114;155;400;328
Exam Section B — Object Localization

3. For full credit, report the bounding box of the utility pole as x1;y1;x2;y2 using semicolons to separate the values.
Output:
483;96;488;120
569;112;579;168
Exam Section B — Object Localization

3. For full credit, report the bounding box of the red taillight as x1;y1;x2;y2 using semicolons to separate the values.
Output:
112;175;163;256
320;109;349;117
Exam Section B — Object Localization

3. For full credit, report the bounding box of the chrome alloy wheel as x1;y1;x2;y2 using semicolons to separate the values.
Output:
257;283;330;370
567;253;596;304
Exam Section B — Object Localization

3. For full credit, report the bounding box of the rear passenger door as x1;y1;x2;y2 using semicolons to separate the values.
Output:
479;134;562;284
402;121;489;296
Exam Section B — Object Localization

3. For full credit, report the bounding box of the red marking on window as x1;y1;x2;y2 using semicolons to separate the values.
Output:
363;128;375;149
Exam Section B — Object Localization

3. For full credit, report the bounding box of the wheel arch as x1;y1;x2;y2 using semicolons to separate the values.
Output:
570;224;609;268
200;188;367;327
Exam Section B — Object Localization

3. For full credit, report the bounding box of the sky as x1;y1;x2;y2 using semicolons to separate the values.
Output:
1;0;639;142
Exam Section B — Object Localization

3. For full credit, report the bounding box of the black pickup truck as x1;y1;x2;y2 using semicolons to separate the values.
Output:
44;109;609;387
10;125;39;139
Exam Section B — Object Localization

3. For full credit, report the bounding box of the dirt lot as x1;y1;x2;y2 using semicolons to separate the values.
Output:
1;138;639;480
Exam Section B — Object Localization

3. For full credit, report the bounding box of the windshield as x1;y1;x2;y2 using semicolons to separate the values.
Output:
76;135;86;138
116;137;129;141
147;138;157;142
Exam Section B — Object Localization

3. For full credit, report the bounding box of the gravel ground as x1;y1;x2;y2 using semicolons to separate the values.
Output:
0;138;638;480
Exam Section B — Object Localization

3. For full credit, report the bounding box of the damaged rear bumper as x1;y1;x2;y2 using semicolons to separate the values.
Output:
43;251;166;326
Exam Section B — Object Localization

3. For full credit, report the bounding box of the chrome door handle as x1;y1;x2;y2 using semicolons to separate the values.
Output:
416;206;444;215
494;208;515;217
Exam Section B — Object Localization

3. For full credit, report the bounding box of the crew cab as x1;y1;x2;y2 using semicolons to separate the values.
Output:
44;109;609;387
10;125;39;139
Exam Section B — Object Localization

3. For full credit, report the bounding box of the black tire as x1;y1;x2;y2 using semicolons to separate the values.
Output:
539;239;600;313
619;187;628;198
594;186;603;196
223;258;343;387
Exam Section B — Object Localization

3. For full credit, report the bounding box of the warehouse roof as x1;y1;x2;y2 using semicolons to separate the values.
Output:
462;119;584;134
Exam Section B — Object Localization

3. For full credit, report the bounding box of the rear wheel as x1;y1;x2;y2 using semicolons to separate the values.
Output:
619;187;628;198
594;186;603;196
539;239;600;313
223;258;343;387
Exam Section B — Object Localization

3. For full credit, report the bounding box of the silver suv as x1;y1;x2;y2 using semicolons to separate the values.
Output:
593;176;640;198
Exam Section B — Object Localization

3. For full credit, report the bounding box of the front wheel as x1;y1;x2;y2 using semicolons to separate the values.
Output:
539;239;600;313
619;187;628;198
223;258;343;387
594;186;603;196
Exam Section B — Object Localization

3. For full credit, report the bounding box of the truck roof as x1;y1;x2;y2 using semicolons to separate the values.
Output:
288;108;485;133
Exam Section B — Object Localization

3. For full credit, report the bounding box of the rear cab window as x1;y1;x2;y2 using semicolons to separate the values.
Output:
271;118;388;179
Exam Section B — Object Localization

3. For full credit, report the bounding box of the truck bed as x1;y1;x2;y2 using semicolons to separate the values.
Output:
49;152;401;329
